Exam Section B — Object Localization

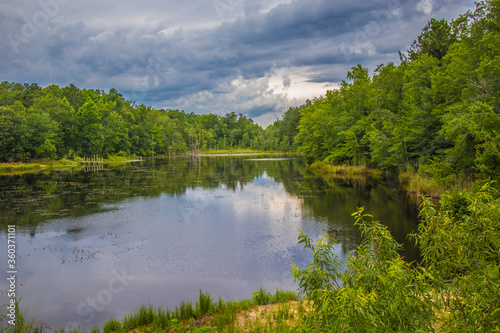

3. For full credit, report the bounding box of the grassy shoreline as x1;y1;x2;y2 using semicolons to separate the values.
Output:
307;162;384;178
189;150;300;157
398;172;473;199
0;152;300;176
99;288;301;333
2;288;301;333
307;162;473;199
0;159;79;175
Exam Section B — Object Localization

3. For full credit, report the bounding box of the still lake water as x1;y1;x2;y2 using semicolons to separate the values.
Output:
0;156;419;330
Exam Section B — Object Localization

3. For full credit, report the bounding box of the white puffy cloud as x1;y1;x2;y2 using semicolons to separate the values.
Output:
417;0;434;15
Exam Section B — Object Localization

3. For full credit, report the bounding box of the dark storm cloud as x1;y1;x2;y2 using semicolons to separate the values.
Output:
246;105;279;120
0;0;476;125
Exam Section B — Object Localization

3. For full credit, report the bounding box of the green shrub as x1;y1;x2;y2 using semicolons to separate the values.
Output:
419;157;456;186
292;209;436;332
415;181;500;331
102;318;121;333
292;181;500;332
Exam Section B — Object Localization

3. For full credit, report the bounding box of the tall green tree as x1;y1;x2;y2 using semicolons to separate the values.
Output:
409;18;456;61
26;109;59;159
77;99;104;156
0;106;29;161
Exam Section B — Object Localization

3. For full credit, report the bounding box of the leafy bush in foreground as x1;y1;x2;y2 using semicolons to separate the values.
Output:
415;181;500;331
292;209;435;332
293;181;500;332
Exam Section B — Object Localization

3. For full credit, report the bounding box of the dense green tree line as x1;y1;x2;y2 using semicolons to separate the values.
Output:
2;0;498;181
0;83;264;162
293;0;500;182
259;105;303;151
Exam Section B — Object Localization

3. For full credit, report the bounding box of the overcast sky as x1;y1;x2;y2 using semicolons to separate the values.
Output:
0;0;475;126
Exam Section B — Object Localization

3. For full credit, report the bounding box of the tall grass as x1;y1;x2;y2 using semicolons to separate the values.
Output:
0;163;43;173
0;298;52;333
99;288;299;333
0;160;79;175
308;162;384;178
3;288;300;333
199;149;264;155
399;171;474;199
102;318;121;333
251;287;298;305
103;155;141;163
196;290;214;316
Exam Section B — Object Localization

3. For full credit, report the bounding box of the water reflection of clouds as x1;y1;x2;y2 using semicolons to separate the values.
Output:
0;162;333;330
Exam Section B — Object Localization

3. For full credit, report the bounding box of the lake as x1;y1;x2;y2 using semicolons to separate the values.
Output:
0;156;419;331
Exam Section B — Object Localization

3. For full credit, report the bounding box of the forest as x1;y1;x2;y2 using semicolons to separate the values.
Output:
1;0;499;186
1;1;500;332
287;3;500;330
289;0;500;184
0;83;267;161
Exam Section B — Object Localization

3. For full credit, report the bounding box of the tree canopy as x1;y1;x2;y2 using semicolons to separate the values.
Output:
293;0;500;182
0;83;264;161
1;0;498;185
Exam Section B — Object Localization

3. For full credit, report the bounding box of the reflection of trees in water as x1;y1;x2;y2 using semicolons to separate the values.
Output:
0;156;305;228
0;156;420;263
287;172;421;262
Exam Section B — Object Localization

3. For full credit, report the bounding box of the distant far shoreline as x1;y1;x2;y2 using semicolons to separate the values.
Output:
193;152;297;157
